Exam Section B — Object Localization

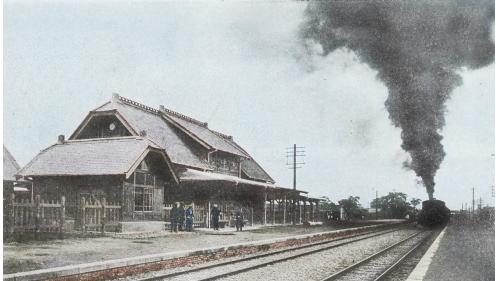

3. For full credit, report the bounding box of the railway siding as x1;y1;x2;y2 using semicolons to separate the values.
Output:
4;222;404;281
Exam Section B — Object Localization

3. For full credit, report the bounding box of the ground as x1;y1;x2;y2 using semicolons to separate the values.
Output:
3;223;371;274
423;220;494;281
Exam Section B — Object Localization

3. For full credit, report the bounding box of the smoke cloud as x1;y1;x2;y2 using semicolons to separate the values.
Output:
301;0;494;199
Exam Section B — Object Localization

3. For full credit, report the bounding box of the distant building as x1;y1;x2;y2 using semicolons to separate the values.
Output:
18;94;319;229
4;146;30;197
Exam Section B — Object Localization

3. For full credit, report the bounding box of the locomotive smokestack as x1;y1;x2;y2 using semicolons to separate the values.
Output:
301;0;494;198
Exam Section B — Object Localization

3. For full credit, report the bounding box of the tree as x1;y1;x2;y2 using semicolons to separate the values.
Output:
370;192;412;219
319;196;339;212
410;198;422;209
319;196;340;220
338;196;361;220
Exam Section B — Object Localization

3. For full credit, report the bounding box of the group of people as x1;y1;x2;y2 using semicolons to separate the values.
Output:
210;204;245;232
169;202;194;232
169;202;245;232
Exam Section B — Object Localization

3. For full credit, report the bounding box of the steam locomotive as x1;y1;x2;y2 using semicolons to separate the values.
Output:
417;199;450;228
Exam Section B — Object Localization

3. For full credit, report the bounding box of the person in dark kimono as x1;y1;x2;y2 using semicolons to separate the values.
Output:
170;203;179;232
178;203;185;231
185;206;194;232
211;204;221;231
235;210;244;232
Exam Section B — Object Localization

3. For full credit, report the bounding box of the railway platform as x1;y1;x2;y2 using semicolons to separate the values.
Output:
3;221;404;281
408;220;494;281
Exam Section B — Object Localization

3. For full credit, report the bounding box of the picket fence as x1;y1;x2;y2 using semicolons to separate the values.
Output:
6;194;65;237
79;197;122;233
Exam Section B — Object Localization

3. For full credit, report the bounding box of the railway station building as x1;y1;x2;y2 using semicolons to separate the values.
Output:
17;94;321;231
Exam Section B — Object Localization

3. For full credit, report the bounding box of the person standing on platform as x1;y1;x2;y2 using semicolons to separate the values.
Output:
211;204;221;231
185;206;194;232
170;202;179;232
178;203;185;231
235;210;244;232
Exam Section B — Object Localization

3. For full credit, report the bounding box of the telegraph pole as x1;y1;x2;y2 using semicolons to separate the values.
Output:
375;190;378;220
293;144;296;189
286;144;305;225
472;187;475;219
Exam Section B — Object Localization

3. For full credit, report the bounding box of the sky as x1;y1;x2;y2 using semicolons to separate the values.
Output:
3;1;495;210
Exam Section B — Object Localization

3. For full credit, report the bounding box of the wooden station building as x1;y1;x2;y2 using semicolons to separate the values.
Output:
17;94;321;230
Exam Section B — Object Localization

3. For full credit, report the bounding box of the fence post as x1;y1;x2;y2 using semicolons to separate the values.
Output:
34;195;41;239
251;207;254;226
60;196;66;238
9;193;15;235
80;197;86;233
101;198;106;235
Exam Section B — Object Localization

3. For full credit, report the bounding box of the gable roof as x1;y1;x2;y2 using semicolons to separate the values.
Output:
159;107;248;157
4;146;21;181
88;100;210;170
17;137;178;181
71;94;275;183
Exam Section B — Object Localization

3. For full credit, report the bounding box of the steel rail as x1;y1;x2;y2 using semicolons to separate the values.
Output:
196;229;416;281
373;231;434;281
137;226;405;281
320;230;430;281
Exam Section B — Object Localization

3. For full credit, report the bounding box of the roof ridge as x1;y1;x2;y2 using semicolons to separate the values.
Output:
116;95;159;115
114;94;235;141
209;129;233;141
65;136;144;143
159;106;208;127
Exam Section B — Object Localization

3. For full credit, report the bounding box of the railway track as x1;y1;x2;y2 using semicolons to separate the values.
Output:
320;230;433;281
134;226;411;281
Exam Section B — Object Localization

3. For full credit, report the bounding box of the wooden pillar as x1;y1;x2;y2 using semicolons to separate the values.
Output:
303;199;307;221
81;197;86;232
309;200;313;222
316;202;320;221
60;196;66;238
9;193;15;235
207;201;211;229
101;198;106;234
283;195;286;224
34;195;41;239
299;200;302;224
251;207;254;226
312;201;316;222
272;195;276;224
263;189;267;225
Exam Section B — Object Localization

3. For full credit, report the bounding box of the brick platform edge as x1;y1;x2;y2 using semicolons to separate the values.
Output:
4;222;404;281
406;225;448;281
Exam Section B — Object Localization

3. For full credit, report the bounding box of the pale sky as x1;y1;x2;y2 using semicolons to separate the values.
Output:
4;1;495;210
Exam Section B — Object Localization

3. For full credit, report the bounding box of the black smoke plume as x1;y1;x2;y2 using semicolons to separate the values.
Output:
301;0;494;200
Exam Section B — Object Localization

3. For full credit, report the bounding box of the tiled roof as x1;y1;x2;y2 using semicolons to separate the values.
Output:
241;158;275;183
159;108;248;157
89;95;275;183
224;139;275;183
94;101;209;170
4;146;20;181
18;137;160;177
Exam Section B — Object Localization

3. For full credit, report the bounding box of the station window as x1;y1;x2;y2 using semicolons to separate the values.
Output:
134;186;153;212
133;170;155;212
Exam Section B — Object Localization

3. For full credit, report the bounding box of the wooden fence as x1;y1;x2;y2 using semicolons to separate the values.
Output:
6;194;65;237
80;198;122;233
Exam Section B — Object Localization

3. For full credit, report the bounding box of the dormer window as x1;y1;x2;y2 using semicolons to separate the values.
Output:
73;114;132;139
